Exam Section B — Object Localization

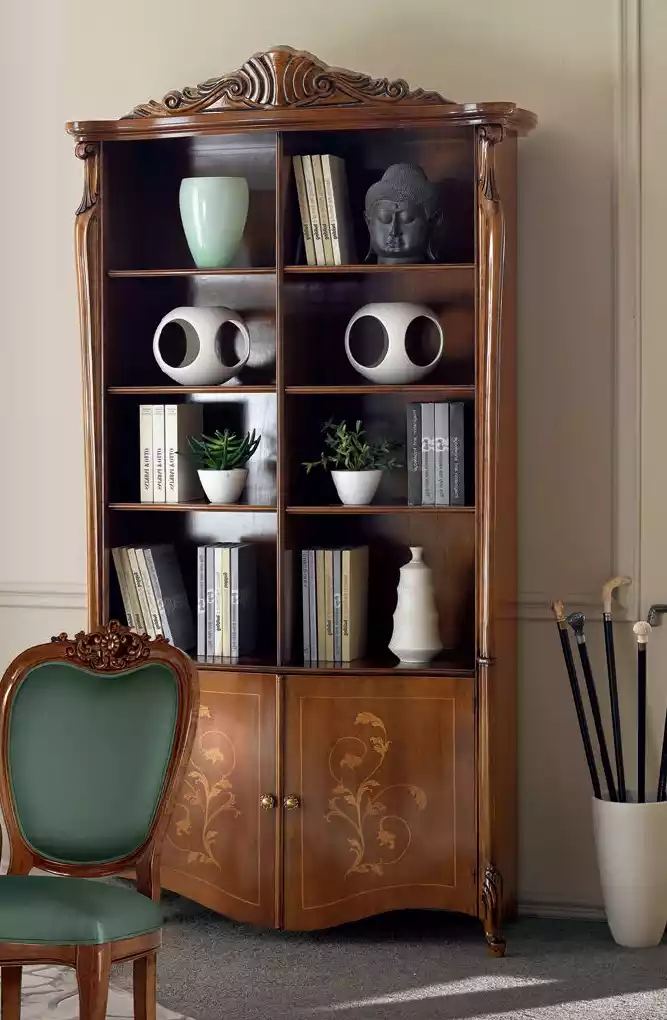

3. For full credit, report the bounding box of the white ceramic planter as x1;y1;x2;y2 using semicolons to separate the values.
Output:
331;469;382;506
179;176;249;269
344;302;444;384
593;796;667;947
153;306;250;386
197;468;247;505
389;547;442;664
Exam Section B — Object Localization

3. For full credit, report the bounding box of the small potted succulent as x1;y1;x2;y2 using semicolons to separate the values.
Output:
303;419;401;506
189;428;261;504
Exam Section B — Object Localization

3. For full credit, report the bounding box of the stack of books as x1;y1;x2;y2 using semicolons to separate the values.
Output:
292;154;356;266
407;402;466;506
301;546;368;664
140;403;203;503
112;544;194;650
196;543;257;660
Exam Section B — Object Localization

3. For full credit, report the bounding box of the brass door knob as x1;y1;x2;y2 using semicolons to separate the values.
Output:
283;794;300;810
260;793;277;810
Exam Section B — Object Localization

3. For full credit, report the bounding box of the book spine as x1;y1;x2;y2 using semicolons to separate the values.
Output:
139;405;154;502
205;547;215;658
221;545;231;658
292;156;316;267
349;546;369;660
322;155;356;265
308;549;317;661
121;547;144;632
234;545;257;657
111;547;136;630
407;403;422;506
136;548;162;638
166;403;204;503
341;549;351;662
197;546;206;657
152;404;166;502
165;404;179;503
301;550;311;662
333;550;342;662
434;402;451;506
143;547;174;643
302;155;326;266
316;549;326;661
450;401;465;506
421;402;435;506
312;155;334;266
230;546;239;659
214;547;223;657
127;547;153;638
324;549;334;661
148;545;194;651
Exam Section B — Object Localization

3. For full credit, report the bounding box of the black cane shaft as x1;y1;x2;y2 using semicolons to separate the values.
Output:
638;644;647;803
576;640;617;801
657;714;667;802
603;615;626;801
556;626;602;800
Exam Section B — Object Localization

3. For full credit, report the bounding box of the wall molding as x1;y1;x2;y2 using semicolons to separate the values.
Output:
0;582;87;611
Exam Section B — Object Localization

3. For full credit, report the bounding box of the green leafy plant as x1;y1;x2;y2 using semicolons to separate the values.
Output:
188;429;261;471
302;419;401;473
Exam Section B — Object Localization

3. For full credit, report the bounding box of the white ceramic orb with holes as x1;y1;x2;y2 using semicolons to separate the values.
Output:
344;302;444;385
152;306;251;386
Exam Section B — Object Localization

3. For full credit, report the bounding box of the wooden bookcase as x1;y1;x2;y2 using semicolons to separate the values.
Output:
68;47;535;954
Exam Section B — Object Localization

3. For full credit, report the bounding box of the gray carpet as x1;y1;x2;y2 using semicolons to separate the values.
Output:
115;893;667;1020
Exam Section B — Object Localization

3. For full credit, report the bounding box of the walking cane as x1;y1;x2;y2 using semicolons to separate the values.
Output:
567;612;617;801
602;576;631;801
633;621;651;803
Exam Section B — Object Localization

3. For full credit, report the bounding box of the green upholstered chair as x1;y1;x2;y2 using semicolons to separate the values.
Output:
0;621;198;1020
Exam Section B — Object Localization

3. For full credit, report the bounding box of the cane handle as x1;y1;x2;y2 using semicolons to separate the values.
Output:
633;621;651;644
550;601;566;624
602;576;632;614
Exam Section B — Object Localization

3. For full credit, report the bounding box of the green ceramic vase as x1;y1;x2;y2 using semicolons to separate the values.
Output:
179;176;249;269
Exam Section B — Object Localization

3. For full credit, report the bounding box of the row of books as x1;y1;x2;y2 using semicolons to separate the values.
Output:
407;402;466;507
196;544;257;659
112;545;194;650
301;546;368;664
293;154;356;267
140;404;203;503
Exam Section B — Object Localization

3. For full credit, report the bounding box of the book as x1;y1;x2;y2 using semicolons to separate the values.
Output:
312;155;334;266
324;549;334;661
301;550;311;662
302;155;326;266
333;549;342;662
165;403;204;503
214;545;223;657
281;548;293;665
292;156;316;267
196;546;206;657
136;547;162;637
230;543;257;657
127;546;154;638
205;546;216;658
315;549;326;661
221;545;231;658
320;155;356;265
145;545;195;651
435;402;451;506
152;404;166;503
421;403;435;506
341;546;369;662
450;401;465;506
139;405;154;502
407;403;422;506
111;547;137;630
308;549;317;662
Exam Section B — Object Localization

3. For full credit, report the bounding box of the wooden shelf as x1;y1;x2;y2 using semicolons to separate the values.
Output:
109;502;276;512
108;268;276;278
284;263;475;274
194;655;475;677
286;504;474;515
285;384;474;396
108;385;276;395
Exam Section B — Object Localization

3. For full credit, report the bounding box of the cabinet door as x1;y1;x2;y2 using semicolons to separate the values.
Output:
161;671;278;927
283;673;476;930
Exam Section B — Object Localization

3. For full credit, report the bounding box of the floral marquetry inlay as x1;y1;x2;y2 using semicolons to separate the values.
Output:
325;712;427;878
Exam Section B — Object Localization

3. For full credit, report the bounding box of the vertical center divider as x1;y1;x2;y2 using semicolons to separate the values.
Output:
275;132;288;667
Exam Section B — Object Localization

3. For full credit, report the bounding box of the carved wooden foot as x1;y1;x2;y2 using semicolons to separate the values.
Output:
482;864;506;957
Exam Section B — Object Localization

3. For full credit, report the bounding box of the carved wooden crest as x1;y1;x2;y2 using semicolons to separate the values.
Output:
125;46;451;118
52;619;166;671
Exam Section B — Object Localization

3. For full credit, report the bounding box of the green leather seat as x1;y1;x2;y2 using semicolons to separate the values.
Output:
0;876;163;945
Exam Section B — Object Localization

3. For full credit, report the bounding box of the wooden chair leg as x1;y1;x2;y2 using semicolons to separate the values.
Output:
1;966;21;1020
133;952;157;1020
76;944;111;1020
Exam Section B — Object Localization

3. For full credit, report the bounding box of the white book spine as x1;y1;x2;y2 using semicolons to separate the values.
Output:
127;547;154;637
312;155;334;265
139;405;154;502
434;402;451;505
197;547;206;658
135;548;162;638
321;155;356;265
205;547;215;658
165;403;204;503
111;547;136;630
214;547;223;657
302;155;326;266
221;546;231;658
292;156;316;266
152;404;166;502
421;402;435;506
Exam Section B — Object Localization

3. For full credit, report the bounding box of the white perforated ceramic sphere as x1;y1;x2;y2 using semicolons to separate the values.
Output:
344;302;444;385
153;306;250;386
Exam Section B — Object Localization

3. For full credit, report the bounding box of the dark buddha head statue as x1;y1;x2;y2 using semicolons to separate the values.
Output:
364;163;442;264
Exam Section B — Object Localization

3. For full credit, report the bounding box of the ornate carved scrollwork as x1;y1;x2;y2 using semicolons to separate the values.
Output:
51;620;164;671
124;46;450;118
481;864;506;957
75;141;100;214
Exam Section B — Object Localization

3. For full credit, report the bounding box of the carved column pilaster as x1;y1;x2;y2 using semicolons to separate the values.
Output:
74;141;103;627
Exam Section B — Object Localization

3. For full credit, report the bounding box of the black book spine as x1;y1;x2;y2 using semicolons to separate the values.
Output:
450;402;465;506
407;403;422;506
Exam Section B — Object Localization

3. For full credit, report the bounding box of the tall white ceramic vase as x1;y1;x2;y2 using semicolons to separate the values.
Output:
593;796;667;947
389;547;442;664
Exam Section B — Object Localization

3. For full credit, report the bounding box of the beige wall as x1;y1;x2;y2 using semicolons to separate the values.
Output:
1;0;646;912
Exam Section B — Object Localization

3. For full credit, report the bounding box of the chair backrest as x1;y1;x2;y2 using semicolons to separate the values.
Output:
0;622;198;882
